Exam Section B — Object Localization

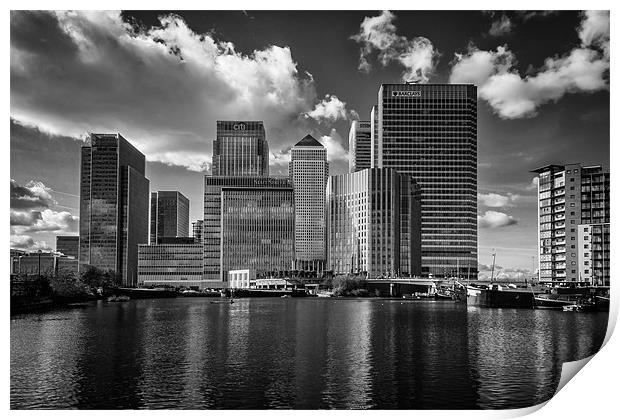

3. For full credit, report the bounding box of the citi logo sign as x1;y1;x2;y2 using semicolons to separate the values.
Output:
233;123;247;131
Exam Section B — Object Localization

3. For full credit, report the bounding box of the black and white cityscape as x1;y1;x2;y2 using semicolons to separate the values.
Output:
10;10;611;410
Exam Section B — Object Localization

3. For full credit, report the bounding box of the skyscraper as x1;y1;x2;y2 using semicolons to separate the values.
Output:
531;164;610;286
203;176;293;283
221;184;295;280
327;168;421;277
211;121;269;177
374;83;477;278
150;191;190;244
79;133;149;286
289;134;329;273
348;121;372;173
56;235;79;258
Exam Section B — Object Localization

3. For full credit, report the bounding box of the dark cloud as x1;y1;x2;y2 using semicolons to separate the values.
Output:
10;210;42;226
10;179;54;209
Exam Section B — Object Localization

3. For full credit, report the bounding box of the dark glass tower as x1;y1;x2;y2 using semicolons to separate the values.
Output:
375;83;477;278
79;133;149;286
212;121;269;177
150;191;190;244
56;235;79;258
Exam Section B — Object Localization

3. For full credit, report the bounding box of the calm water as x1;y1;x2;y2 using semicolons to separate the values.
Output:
11;298;608;409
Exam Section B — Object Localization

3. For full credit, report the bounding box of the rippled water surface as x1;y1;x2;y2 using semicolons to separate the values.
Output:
11;298;608;409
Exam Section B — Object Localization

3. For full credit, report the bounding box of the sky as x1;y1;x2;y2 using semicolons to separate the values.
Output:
9;10;610;279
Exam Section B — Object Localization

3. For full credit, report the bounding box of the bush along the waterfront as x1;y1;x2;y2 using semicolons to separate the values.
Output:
11;266;122;312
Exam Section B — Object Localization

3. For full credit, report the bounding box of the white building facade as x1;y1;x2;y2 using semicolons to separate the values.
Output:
289;134;329;274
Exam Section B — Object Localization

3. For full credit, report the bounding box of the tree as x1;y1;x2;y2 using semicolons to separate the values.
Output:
49;270;90;298
80;265;121;290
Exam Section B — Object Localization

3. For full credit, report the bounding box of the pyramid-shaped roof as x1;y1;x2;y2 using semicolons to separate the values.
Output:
295;134;323;148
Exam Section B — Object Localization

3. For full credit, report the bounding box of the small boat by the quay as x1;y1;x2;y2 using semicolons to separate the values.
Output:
317;291;334;298
563;304;579;312
434;291;454;300
534;296;576;309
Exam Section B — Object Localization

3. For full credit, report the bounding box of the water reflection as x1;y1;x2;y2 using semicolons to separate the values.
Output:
11;298;607;409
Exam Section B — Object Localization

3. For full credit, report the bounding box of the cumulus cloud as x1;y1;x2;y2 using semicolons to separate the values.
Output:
10;179;55;209
10;11;349;172
15;209;79;233
489;14;513;37
10;179;79;236
10;234;51;251
305;95;358;123
450;11;609;119
321;129;348;163
477;192;520;208
350;10;437;83
478;263;532;281
477;211;518;228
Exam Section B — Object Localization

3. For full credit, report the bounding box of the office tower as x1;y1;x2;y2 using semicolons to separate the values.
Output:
79;133;149;286
327;168;422;278
375;83;477;277
192;220;204;244
138;239;204;289
150;191;190;244
349;121;372;172
370;105;378;168
221;184;295;280
211;121;269;177
203;176;293;283
532;164;610;285
289;134;329;273
56;236;79;258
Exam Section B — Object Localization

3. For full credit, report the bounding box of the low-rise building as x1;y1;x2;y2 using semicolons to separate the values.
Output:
228;269;256;289
138;241;205;288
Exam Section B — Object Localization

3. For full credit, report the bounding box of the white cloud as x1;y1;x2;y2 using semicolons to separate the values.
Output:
489;15;513;37
477;192;520;208
449;11;609;119
306;95;357;123
321;129;348;163
10;11;351;172
350;10;437;83
11;209;79;234
10;179;55;209
10;234;51;251
477;211;518;228
450;45;515;90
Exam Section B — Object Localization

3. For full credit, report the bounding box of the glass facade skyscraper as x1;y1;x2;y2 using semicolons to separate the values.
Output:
349;121;372;173
150;191;190;244
203;176;293;283
56;235;79;258
289;134;329;273
327;168;421;277
212;121;269;177
375;83;477;278
79;133;149;286
532;163;610;286
221;186;295;279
